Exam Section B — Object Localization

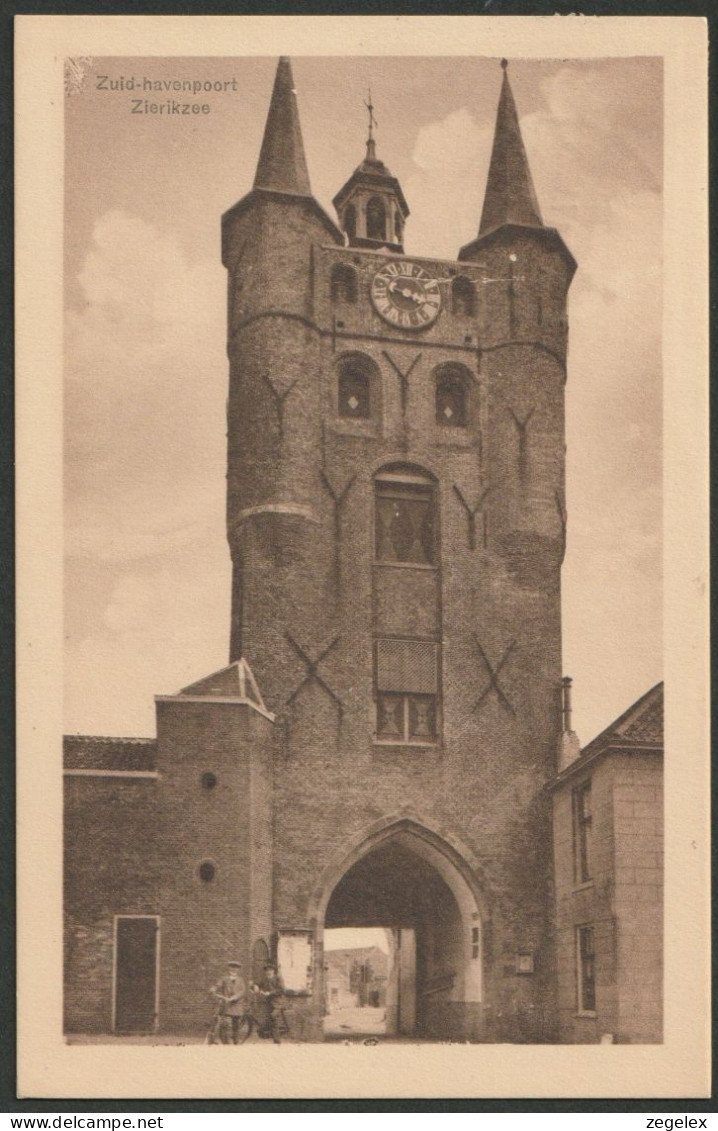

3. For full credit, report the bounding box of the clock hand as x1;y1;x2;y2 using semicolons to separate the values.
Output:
388;280;424;303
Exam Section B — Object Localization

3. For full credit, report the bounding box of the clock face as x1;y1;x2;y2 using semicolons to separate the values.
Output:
370;262;442;330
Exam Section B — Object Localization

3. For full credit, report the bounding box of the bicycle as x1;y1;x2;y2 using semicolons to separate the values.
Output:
205;997;288;1044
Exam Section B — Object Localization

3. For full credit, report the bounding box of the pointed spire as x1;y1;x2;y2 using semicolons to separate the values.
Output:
479;59;543;236
253;57;312;196
364;87;378;163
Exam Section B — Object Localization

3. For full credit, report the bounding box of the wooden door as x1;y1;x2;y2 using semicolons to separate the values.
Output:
114;916;158;1033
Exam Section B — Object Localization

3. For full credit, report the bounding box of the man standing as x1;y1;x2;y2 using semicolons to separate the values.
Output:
253;961;286;1044
210;959;247;1044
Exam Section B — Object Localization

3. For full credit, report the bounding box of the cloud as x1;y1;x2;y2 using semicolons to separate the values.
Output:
412;107;485;177
65;210;227;563
64;552;232;736
401;61;663;742
523;62;662;235
64;211;232;731
404;108;490;259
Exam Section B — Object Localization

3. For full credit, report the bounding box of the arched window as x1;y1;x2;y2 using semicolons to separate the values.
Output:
343;204;357;241
451;275;476;317
435;365;469;428
331;263;358;304
337;359;371;419
394;211;403;243
366;196;387;242
374;466;436;565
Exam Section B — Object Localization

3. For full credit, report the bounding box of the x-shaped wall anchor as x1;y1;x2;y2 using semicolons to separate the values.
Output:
285;632;343;724
453;485;491;550
261;372;299;444
472;636;517;717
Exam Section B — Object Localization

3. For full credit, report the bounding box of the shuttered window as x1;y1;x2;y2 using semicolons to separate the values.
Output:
376;639;438;694
375;639;439;744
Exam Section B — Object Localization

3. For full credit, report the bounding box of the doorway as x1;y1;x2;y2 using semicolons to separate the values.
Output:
113;915;159;1033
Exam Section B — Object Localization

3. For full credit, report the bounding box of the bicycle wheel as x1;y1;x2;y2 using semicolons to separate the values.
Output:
235;1014;253;1044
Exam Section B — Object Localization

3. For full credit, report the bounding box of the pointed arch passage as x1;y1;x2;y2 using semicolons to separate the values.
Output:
316;820;484;1040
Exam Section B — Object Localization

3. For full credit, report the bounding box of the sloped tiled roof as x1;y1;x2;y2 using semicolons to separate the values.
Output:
63;735;157;772
554;682;663;786
176;657;273;718
581;682;663;757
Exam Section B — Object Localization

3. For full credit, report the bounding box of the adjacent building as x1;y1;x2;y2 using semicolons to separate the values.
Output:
552;682;664;1043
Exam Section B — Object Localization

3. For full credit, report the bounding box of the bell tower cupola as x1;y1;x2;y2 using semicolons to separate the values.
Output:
332;91;409;252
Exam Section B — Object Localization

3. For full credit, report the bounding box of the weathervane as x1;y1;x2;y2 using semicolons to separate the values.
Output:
364;87;378;157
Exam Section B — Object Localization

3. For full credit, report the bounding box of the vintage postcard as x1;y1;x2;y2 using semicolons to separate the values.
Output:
16;14;709;1098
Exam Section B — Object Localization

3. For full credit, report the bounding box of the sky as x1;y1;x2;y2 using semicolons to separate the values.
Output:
64;54;662;744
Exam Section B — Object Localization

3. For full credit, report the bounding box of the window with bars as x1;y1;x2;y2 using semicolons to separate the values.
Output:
576;925;596;1013
374;474;436;565
573;780;593;884
375;638;440;744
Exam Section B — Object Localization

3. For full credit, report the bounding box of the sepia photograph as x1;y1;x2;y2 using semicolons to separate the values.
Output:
16;14;709;1099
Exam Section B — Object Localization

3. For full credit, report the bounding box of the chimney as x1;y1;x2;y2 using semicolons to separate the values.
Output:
558;676;581;771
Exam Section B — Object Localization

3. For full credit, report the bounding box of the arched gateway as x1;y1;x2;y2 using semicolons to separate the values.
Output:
309;819;485;1041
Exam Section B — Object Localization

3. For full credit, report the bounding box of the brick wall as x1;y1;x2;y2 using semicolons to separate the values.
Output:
220;201;572;1040
64;701;274;1034
64;776;160;1032
155;699;274;1032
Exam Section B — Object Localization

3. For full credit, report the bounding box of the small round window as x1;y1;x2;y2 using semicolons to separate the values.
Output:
201;771;217;791
198;861;217;883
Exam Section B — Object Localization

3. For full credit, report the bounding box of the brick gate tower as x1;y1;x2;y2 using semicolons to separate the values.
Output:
63;55;577;1042
219;57;576;1041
